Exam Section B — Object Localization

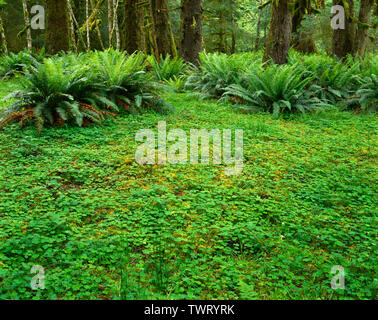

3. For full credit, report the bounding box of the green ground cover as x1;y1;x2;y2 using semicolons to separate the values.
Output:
0;78;376;300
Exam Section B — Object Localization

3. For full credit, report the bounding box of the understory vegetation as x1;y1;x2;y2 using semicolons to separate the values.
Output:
0;50;377;132
0;50;377;300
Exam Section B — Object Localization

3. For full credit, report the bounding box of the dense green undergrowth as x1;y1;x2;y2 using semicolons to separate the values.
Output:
0;50;376;133
0;78;376;300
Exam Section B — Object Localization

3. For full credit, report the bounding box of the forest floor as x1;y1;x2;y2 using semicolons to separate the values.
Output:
0;79;376;300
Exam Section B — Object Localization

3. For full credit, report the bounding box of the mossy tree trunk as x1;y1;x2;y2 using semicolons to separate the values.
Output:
355;0;374;57
22;0;32;52
263;0;293;65
151;0;177;57
291;0;317;54
0;12;7;54
123;0;146;53
142;1;159;58
332;0;355;59
46;0;70;54
180;0;203;65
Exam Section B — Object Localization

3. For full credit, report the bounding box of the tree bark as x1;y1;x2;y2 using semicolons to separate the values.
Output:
90;0;105;50
123;0;146;53
86;0;90;51
22;0;32;52
255;0;262;51
108;0;112;47
67;0;78;53
180;0;203;65
263;0;293;65
67;0;87;51
151;0;177;57
143;1;159;58
46;0;70;54
112;0;120;50
291;0;317;54
355;0;374;57
332;0;355;59
0;13;8;54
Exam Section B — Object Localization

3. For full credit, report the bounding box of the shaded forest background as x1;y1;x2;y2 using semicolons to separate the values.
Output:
0;0;377;62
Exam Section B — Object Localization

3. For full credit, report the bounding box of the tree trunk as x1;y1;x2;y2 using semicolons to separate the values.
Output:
67;0;78;53
112;0;120;50
108;0;112;47
180;0;203;65
67;0;87;51
46;0;69;54
22;0;32;52
230;0;236;54
355;0;374;57
291;0;317;54
86;0;90;51
151;0;177;57
218;9;227;53
89;0;105;50
0;13;8;54
332;0;355;59
263;0;293;65
255;0;262;51
123;0;146;53
143;1;159;58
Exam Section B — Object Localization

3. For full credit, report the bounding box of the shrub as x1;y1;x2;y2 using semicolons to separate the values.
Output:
185;52;263;99
347;74;378;113
358;53;378;78
289;53;360;104
147;54;188;82
0;49;44;78
0;58;114;132
93;50;173;114
223;64;326;118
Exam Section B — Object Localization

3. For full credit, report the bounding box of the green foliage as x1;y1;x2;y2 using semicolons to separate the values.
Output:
288;51;361;104
0;49;45;78
185;52;263;99
223;64;326;118
0;58;112;131
358;53;378;78
0;83;376;300
147;54;188;82
347;74;378;113
93;50;174;114
0;50;174;131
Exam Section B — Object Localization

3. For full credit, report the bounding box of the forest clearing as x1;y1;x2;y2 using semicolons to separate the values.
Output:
0;0;377;302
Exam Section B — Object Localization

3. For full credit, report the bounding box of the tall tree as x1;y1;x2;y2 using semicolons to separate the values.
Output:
332;0;355;58
108;0;112;46
180;0;203;65
355;0;374;57
151;0;177;57
263;0;293;64
112;0;120;50
22;0;32;52
141;0;159;57
291;0;319;54
255;0;263;51
67;0;78;53
123;0;146;53
46;0;70;54
0;3;7;54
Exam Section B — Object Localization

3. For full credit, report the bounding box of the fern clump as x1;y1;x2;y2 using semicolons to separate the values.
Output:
147;54;188;82
290;53;361;104
93;50;173;114
223;64;327;118
347;74;378;113
0;58;114;132
0;49;44;78
185;52;263;99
